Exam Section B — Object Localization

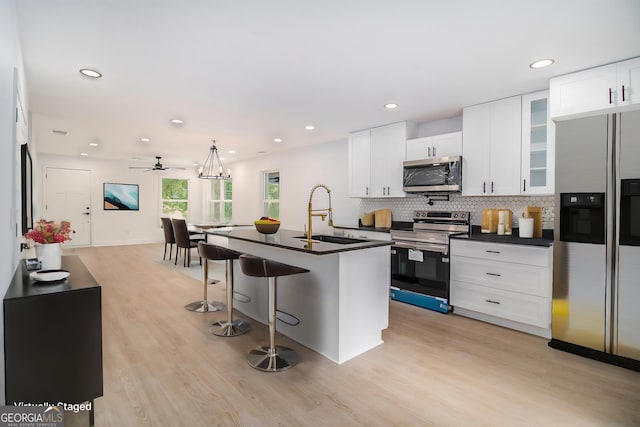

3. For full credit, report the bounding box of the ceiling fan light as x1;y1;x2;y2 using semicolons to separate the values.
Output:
198;140;231;180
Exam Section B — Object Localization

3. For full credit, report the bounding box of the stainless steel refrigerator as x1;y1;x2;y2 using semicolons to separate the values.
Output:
551;109;640;371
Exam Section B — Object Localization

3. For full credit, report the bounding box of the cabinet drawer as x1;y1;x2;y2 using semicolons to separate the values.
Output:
450;281;550;328
450;239;550;267
451;256;550;297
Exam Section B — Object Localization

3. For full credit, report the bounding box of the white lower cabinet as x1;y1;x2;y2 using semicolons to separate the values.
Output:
342;229;391;241
450;239;553;338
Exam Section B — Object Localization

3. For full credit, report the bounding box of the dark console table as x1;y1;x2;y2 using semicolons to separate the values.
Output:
4;255;103;425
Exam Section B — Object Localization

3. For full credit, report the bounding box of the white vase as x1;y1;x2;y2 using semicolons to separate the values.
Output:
35;243;62;270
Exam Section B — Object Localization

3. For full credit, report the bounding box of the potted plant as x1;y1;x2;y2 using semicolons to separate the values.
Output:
24;219;74;270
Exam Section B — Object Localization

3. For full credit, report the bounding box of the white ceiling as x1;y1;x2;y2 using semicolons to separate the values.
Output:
15;0;640;169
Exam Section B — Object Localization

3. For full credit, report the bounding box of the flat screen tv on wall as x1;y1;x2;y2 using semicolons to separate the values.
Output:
103;183;139;211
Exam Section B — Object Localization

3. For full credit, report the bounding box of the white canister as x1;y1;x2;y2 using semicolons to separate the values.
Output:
498;210;506;224
519;217;534;238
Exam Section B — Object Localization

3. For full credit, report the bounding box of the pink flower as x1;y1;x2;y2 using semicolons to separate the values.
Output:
24;219;75;244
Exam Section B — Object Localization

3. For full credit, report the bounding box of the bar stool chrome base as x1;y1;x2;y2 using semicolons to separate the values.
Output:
247;345;298;372
184;300;225;313
211;319;251;337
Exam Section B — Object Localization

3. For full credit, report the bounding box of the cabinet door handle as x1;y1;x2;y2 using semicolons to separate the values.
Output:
609;88;613;104
433;146;436;157
486;250;501;254
387;186;390;195
483;182;486;194
523;179;527;192
491;181;494;193
428;147;431;157
486;272;502;277
485;299;501;305
366;186;369;196
382;187;385;196
622;85;626;102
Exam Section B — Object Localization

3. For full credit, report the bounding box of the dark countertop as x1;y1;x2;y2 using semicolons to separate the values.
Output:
209;227;393;255
453;226;554;247
5;255;100;300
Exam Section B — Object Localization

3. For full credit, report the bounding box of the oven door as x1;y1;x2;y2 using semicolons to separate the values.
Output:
391;242;450;299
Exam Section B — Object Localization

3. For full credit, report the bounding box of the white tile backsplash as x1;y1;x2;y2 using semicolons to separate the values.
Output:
360;194;555;229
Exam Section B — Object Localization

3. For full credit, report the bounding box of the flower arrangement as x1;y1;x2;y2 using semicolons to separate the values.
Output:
24;219;74;244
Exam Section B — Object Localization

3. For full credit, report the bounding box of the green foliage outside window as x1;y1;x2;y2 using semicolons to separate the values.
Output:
162;178;189;218
264;171;279;219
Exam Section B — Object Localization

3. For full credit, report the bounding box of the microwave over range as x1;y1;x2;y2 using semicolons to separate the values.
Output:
402;156;462;193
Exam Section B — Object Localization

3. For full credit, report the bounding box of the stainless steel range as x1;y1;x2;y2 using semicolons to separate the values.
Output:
390;210;470;313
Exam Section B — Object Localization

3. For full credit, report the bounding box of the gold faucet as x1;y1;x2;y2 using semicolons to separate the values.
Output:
303;184;333;243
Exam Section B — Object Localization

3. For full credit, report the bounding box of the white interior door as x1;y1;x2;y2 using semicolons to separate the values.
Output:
44;167;92;247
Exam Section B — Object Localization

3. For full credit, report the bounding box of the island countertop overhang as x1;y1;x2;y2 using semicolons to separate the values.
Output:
208;227;393;255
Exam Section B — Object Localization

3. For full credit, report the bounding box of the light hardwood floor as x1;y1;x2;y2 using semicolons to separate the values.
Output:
62;244;640;427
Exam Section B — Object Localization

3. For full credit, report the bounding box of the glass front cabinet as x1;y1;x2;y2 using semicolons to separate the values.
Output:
521;90;555;195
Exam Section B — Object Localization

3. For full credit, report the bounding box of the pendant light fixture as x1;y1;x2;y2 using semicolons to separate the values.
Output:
198;140;231;180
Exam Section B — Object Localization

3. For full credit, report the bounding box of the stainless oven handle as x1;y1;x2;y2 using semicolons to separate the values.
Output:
392;241;448;254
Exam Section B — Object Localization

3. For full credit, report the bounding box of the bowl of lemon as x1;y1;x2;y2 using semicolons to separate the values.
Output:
254;217;281;234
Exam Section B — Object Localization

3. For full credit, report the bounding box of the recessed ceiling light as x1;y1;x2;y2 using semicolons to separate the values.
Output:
304;125;315;130
228;150;236;154
80;152;88;156
530;59;554;69
88;142;99;147
192;162;199;166
140;137;151;142
79;68;102;78
274;138;283;143
171;119;184;124
384;103;399;109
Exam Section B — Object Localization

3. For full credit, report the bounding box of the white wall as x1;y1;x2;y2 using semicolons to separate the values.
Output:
37;153;204;246
36;136;360;247
230;139;360;234
1;0;28;405
416;116;462;137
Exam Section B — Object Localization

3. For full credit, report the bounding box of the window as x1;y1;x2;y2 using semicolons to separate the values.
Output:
162;178;189;218
263;170;280;219
209;179;233;223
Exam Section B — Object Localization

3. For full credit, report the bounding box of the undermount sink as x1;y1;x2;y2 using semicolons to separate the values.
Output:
294;235;367;244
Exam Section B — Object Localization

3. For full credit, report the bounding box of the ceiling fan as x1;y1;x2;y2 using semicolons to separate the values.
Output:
128;156;185;172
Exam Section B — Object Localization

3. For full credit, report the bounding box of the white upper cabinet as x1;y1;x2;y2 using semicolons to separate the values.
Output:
550;57;640;120
618;57;640;107
347;129;371;197
405;131;462;161
462;96;522;196
521;91;555;195
348;121;416;198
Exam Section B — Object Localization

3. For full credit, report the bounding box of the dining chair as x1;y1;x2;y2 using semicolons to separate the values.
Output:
171;218;205;267
160;217;176;261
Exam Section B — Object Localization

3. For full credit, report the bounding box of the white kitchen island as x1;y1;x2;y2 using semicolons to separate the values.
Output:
209;227;392;364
